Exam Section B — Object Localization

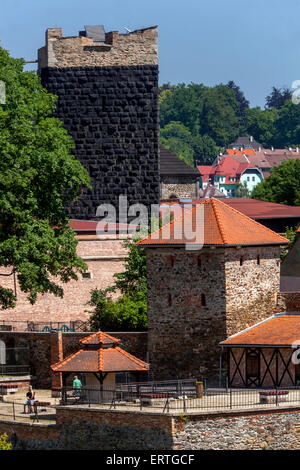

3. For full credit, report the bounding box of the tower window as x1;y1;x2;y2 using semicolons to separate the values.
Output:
197;256;202;267
82;272;92;280
201;294;207;307
257;255;260;265
167;293;172;307
240;256;244;266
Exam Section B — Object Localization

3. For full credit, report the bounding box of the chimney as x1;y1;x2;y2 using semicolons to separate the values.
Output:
297;147;299;153
250;136;253;142
271;146;274;152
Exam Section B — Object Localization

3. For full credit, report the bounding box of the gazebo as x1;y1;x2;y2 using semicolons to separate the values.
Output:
51;331;149;399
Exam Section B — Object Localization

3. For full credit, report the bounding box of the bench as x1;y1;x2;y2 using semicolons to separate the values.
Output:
33;401;51;412
140;393;169;406
259;390;289;404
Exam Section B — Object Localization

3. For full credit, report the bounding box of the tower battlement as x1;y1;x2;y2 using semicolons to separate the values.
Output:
38;25;158;70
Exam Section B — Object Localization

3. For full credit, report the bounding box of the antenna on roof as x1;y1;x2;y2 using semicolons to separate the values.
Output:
124;27;132;33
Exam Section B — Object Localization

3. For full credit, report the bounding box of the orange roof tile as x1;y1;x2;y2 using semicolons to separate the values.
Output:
137;198;289;247
220;314;300;347
51;332;148;373
80;331;121;346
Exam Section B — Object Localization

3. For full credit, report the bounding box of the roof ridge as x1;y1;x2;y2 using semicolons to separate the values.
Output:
212;197;289;243
210;198;228;244
115;346;149;368
51;349;82;371
137;204;195;245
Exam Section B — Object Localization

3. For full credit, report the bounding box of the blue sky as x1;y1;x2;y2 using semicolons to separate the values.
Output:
1;0;300;107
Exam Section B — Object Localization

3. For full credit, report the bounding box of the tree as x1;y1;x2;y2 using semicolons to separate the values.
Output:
0;433;12;450
226;80;249;121
252;160;300;206
235;180;251;198
88;239;147;331
0;46;90;308
243;106;278;148
265;86;292;109
160;121;195;167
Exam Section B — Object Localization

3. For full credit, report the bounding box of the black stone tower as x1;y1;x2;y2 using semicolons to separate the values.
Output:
38;25;160;220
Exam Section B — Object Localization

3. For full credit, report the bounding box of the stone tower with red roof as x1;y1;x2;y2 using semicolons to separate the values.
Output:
138;198;289;380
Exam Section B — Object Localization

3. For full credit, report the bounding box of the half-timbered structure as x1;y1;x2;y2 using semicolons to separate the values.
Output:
220;313;300;387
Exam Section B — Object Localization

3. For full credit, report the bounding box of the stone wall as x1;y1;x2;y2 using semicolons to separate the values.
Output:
146;247;227;379
0;234;128;326
225;246;281;336
146;245;282;380
174;410;300;450
38;26;160;221
276;292;300;312
160;177;199;199
38;27;158;68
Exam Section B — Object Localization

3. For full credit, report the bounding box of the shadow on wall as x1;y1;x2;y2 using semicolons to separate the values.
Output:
14;421;173;450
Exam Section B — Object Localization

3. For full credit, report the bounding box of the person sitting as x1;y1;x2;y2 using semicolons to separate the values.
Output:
23;385;34;413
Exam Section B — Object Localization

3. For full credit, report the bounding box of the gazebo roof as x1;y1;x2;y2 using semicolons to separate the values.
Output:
51;331;149;373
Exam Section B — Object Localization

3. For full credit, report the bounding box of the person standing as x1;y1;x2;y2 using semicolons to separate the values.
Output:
72;375;82;397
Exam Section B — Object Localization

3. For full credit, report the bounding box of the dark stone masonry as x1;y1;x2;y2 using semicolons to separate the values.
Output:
38;26;160;220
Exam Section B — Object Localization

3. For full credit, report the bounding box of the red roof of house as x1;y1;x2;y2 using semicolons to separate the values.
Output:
69;220;137;233
185;198;300;220
208;156;261;185
225;148;256;156
197;165;213;184
51;331;149;373
220;314;300;347
137;198;289;247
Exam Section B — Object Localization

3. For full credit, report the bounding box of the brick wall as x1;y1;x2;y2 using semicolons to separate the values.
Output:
0;235;128;326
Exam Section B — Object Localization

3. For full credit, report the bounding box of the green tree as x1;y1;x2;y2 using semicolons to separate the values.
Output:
0;433;12;450
252;160;300;206
88;238;147;331
160;121;195;167
0;46;90;308
235;180;252;198
243;106;278;148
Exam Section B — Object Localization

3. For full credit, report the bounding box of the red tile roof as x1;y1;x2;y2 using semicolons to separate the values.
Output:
137;198;289;247
220;314;300;347
51;331;149;373
184;198;300;220
80;331;121;345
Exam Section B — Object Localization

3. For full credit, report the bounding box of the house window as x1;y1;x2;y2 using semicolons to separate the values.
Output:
252;176;255;181
82;272;92;280
247;177;250;182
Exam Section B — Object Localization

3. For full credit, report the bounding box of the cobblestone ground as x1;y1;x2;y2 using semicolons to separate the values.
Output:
173;412;300;450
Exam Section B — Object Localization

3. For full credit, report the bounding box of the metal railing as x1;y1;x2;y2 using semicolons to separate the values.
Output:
0;400;56;423
60;383;300;413
0;364;30;377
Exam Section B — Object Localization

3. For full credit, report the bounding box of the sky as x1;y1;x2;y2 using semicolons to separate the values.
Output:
1;0;300;107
